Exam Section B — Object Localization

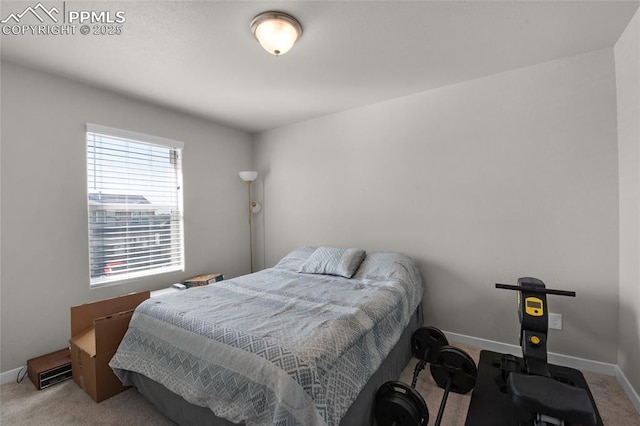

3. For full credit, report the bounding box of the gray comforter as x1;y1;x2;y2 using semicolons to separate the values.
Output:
110;249;423;426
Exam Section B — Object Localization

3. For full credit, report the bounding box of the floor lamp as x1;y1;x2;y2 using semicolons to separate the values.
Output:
239;171;260;273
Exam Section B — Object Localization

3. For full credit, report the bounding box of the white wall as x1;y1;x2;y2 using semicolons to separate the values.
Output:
615;8;640;395
0;62;253;372
254;49;620;364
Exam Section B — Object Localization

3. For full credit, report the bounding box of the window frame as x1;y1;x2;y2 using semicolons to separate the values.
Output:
85;123;185;287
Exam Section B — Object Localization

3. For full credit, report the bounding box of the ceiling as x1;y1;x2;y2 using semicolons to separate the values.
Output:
1;1;638;133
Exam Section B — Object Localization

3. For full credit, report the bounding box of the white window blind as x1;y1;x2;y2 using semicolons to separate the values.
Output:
86;124;184;286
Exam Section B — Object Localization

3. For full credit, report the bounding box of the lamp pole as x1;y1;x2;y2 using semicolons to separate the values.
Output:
246;180;254;273
239;171;258;274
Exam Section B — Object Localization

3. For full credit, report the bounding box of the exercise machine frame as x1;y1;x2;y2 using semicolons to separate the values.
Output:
464;277;602;426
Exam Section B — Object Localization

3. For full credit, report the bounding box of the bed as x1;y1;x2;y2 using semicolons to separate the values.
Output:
110;247;424;426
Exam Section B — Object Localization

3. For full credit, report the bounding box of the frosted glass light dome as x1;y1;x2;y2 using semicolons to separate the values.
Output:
250;12;302;56
239;171;258;182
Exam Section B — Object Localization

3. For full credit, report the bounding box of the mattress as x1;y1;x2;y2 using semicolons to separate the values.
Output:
110;247;423;426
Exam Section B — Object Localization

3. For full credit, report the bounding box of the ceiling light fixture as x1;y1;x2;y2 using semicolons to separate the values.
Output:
250;11;302;56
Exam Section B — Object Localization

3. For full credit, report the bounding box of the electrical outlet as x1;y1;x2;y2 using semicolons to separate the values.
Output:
549;313;563;330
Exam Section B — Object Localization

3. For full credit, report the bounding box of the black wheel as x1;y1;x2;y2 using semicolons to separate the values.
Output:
430;346;478;394
375;381;429;426
411;326;448;362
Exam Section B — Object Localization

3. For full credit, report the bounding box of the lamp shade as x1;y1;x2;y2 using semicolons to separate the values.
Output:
250;12;302;56
239;171;258;182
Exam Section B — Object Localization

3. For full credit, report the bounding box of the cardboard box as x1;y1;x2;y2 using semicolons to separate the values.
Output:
69;291;149;402
183;273;223;288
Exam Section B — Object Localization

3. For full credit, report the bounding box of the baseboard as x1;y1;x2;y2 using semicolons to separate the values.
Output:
616;365;640;414
0;365;25;385
444;331;640;414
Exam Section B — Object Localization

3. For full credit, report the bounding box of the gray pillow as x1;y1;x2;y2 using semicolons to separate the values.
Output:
351;251;417;281
298;247;366;278
273;246;317;271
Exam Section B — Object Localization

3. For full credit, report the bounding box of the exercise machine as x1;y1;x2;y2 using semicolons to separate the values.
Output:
375;326;477;426
465;277;602;426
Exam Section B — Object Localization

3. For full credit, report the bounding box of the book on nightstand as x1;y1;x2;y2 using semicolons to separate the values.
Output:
183;273;223;288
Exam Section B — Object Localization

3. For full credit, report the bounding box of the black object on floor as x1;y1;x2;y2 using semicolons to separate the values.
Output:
464;350;603;426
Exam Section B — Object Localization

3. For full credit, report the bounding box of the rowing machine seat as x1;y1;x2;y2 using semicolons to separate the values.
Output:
507;373;597;426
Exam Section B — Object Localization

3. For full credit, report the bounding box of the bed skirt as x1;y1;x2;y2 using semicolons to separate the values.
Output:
126;303;423;426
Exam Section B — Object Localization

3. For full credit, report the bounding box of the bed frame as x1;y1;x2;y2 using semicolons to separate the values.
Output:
126;303;423;426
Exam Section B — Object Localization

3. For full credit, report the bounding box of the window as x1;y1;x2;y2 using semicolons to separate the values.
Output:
86;124;184;286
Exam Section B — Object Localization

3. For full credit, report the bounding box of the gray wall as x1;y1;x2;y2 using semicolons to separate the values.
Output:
0;62;253;372
253;49;620;364
615;9;640;394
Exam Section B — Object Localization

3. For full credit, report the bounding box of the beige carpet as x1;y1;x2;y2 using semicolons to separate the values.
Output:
1;343;639;425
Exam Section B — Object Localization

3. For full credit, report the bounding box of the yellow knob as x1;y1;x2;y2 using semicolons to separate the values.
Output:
530;336;541;345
